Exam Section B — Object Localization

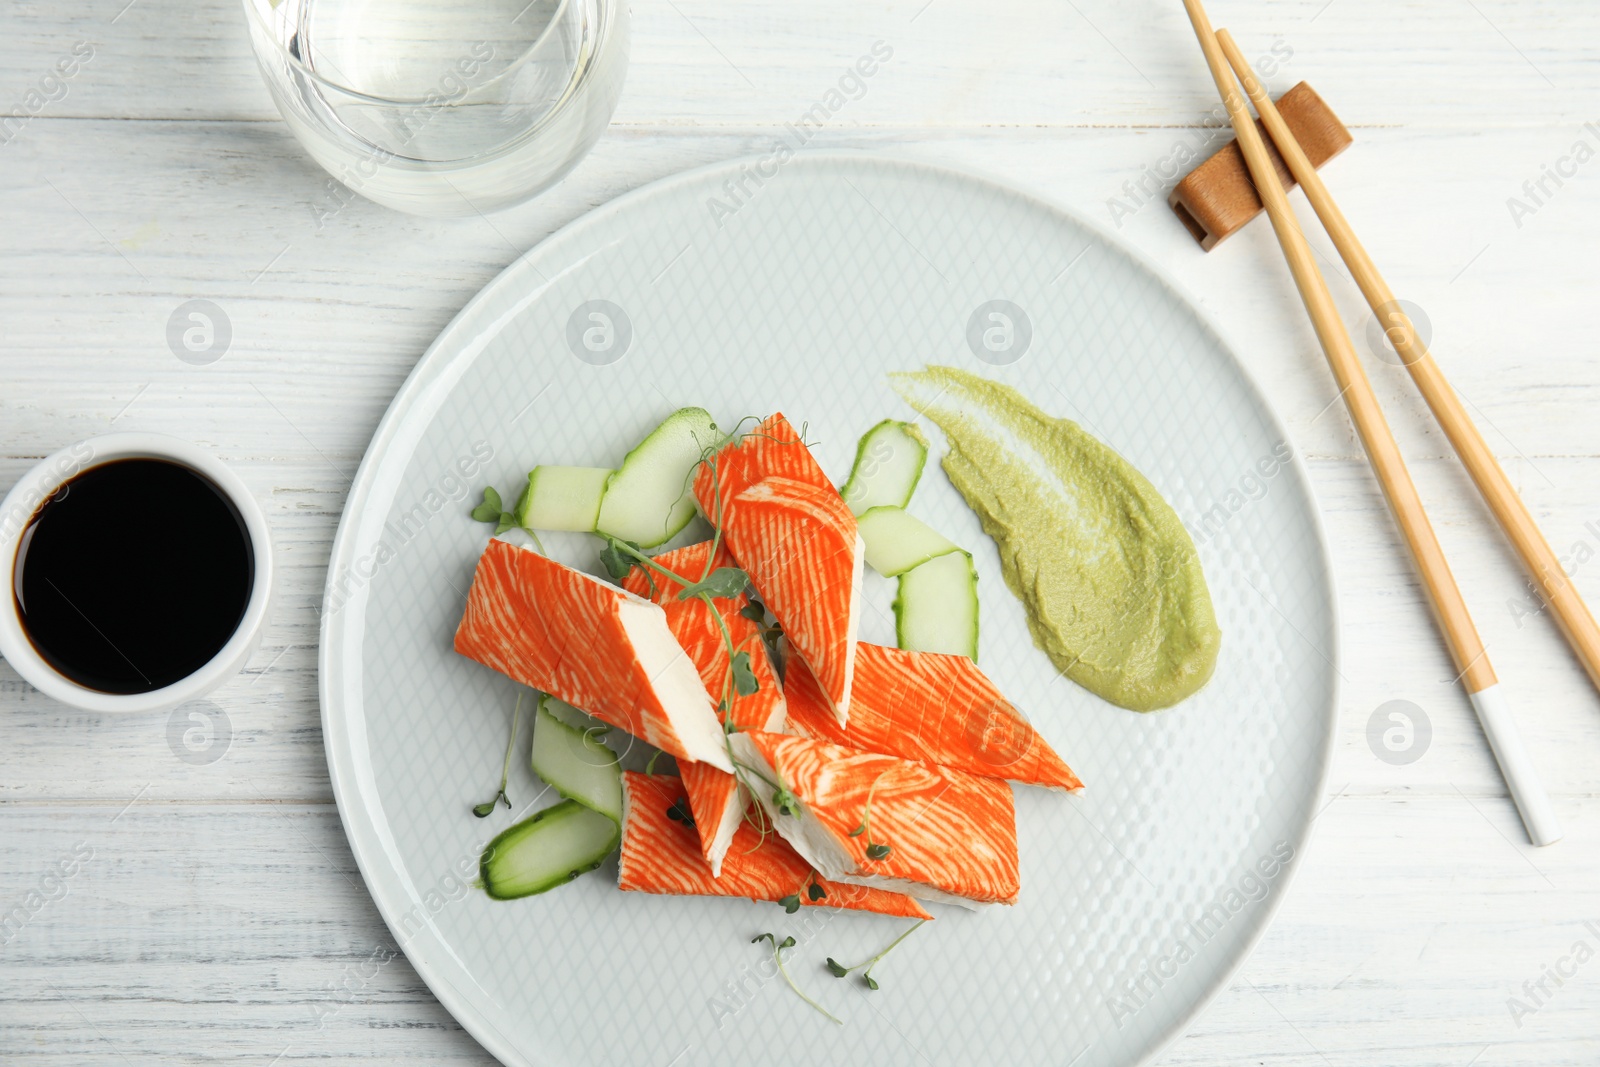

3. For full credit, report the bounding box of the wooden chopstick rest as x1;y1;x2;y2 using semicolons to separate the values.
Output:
1169;81;1352;250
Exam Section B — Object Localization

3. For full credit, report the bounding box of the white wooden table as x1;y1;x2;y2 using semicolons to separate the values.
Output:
5;0;1600;1062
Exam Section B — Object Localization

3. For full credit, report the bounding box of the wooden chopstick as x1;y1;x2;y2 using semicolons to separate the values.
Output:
1179;0;1561;846
1214;29;1600;701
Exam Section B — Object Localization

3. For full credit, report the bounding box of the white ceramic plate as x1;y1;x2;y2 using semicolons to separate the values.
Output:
320;153;1338;1067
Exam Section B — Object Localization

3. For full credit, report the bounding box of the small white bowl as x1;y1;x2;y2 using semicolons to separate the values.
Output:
0;433;273;714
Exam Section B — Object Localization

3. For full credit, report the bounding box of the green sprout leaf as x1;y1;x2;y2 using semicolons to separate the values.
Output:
823;919;925;993
677;566;749;602
471;693;522;818
666;796;696;828
738;600;766;625
778;893;801;914
470;487;503;523
599;538;642;581
853;772;890;856
493;512;516;535
731;651;759;696
807;882;827;902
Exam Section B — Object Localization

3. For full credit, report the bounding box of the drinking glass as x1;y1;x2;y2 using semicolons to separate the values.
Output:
242;0;629;216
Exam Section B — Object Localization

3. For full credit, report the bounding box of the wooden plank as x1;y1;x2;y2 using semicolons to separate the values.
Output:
0;0;1596;127
0;804;495;1064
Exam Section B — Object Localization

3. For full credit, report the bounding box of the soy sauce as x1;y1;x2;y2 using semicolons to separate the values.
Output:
13;459;253;694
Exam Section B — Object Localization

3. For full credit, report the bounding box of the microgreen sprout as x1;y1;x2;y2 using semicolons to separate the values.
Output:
849;772;893;861
644;749;664;776
473;486;546;550
752;933;841;1024
604;436;785;847
470;486;506;526
472;692;523;818
772;784;800;818
778;870;826;913
691;433;734;581
599;536;697;587
676;566;749;601
689;566;795;846
824;919;927;991
597;538;640;581
666;796;695;828
736;597;784;661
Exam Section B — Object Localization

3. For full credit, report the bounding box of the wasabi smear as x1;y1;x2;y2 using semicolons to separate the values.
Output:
891;366;1219;711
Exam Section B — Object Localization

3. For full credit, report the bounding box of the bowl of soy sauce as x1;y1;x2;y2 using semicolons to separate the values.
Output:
0;434;273;713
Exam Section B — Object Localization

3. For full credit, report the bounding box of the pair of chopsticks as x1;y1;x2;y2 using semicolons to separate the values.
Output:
1181;0;1591;846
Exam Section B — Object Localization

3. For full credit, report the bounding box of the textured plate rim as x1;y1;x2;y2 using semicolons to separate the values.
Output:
318;149;1341;1067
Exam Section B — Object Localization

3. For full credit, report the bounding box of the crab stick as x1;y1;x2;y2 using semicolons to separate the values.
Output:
619;772;932;920
454;539;730;771
622;540;785;875
785;643;1082;792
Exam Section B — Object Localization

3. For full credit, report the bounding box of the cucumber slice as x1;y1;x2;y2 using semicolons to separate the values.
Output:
894;549;979;661
539;695;592;731
530;702;622;821
515;466;612;532
595;408;721;548
479;799;620;900
857;505;961;577
840;420;929;516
